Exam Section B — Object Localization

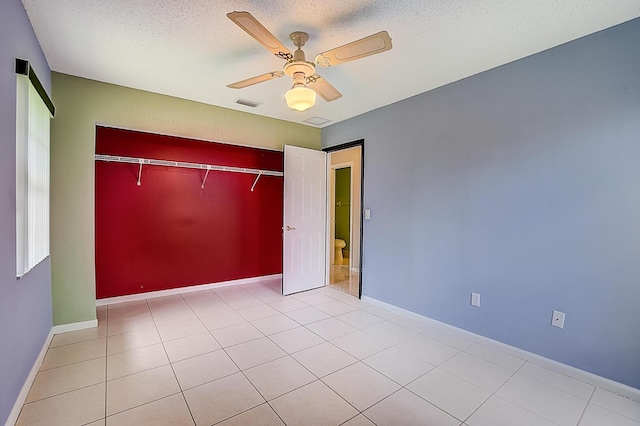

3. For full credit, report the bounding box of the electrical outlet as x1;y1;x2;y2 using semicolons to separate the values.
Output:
551;310;565;328
471;292;480;307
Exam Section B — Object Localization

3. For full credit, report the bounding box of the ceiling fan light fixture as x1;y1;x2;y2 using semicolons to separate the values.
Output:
285;83;316;112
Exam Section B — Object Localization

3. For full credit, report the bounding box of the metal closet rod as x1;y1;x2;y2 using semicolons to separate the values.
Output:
94;154;282;189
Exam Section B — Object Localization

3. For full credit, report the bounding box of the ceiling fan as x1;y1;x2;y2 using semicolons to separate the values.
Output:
226;11;393;112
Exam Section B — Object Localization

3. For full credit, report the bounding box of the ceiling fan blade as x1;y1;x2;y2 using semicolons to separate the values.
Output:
227;71;285;89
315;31;392;67
227;11;293;60
307;75;342;102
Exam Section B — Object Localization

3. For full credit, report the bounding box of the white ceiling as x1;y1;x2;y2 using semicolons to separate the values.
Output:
21;0;640;128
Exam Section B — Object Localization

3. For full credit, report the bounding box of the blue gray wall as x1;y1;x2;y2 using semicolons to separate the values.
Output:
323;18;640;389
0;0;53;423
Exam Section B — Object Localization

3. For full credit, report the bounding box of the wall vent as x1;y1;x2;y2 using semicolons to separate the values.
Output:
235;98;262;108
304;116;331;126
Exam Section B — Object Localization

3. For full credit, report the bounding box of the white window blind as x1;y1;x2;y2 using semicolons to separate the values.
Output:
16;72;51;277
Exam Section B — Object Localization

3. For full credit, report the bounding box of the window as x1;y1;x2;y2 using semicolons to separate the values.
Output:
15;59;54;277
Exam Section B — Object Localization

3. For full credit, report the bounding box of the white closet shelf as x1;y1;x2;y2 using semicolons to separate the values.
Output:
94;154;283;177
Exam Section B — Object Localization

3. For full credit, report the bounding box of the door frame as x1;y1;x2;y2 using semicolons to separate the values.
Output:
322;139;364;298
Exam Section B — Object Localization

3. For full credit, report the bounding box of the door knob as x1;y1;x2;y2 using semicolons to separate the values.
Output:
284;225;296;231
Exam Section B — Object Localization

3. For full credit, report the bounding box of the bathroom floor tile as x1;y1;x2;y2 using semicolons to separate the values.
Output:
225;337;287;370
270;326;325;353
244;356;316;400
363;346;434;385
292;341;358;378
270;380;358;425
106;364;180;416
172;349;239;390
17;383;105;426
183;373;264;425
106;393;194;426
322;362;401;411
363;388;460;426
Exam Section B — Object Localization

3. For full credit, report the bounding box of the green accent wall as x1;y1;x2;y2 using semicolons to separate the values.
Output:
50;72;321;325
334;167;351;250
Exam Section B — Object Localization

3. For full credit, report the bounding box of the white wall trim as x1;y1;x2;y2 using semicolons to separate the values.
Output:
96;274;283;306
362;296;640;402
52;319;98;335
5;328;53;426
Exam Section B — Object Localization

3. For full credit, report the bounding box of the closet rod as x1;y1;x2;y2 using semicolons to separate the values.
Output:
94;154;283;177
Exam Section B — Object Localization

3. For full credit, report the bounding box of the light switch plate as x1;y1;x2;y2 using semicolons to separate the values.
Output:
551;310;565;328
471;292;480;307
364;209;371;220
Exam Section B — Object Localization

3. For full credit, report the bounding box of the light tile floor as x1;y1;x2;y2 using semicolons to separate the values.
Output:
16;278;640;426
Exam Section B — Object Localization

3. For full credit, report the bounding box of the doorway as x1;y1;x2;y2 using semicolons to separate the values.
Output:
324;141;364;298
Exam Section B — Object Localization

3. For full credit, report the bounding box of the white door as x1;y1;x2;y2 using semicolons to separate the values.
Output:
283;145;327;295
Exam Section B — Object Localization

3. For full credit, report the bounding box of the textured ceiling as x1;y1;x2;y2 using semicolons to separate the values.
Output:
21;0;640;128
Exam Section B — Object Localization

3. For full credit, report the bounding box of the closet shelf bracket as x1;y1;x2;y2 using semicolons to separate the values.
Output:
137;162;143;186
201;167;210;189
250;172;262;192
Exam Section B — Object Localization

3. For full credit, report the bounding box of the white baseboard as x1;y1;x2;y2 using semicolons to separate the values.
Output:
96;274;283;306
362;296;640;402
52;319;98;335
5;328;54;426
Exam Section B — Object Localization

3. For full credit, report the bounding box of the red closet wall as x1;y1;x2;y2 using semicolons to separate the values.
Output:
95;127;283;299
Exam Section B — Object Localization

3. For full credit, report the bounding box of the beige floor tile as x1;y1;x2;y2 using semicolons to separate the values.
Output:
439;351;513;392
293;292;336;306
41;338;106;370
17;383;105;426
362;305;398;320
495;374;587;426
407;368;490;421
184;373;264;425
362;320;417;345
225;337;286;370
336;310;384;329
322;362;401;411
305;317;358;340
422;327;475;350
515;362;594;399
464;343;525;371
244;356;316;400
331;330;390;359
579;403;640;426
251;314;300;335
150;306;198;324
85;420;106;426
315;300;358;316
172;349;238;390
270;327;325;354
363;388;460;426
269;298;309;313
292;342;357;378
106;393;194;426
199;310;246;331
26;357;106;402
590;388;640;421
107;315;156;336
107;327;161;355
163;332;221;362
236;304;280;321
107;303;151;322
341;414;376;426
397;334;459;365
363;346;434;385
388;315;432;333
216;403;284;426
285;306;331;325
210;322;263;347
106;365;180;415
155;317;207;341
466;396;557;426
270;380;358;426
50;324;106;348
106;343;168;380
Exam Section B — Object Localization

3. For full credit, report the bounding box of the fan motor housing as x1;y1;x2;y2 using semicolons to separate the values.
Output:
284;60;315;78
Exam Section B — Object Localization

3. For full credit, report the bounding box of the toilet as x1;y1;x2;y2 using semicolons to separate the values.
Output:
334;239;346;264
